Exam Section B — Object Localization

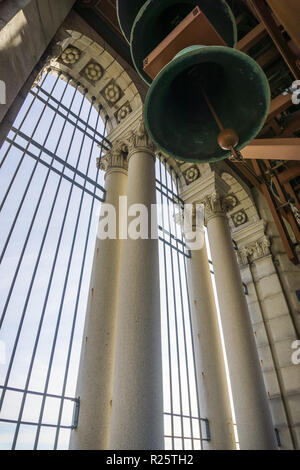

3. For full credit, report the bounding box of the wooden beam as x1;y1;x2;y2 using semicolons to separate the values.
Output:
265;0;300;50
281;110;300;137
257;46;279;68
237;23;266;52
249;0;300;79
277;165;300;184
243;138;300;160
268;93;292;120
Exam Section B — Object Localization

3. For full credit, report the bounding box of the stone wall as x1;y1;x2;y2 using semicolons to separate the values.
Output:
0;0;76;124
236;188;300;449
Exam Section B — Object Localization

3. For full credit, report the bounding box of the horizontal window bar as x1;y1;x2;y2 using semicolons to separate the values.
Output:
10;128;105;194
31;87;112;150
0;418;74;430
156;179;185;205
6;140;106;202
0;385;77;403
159;236;191;259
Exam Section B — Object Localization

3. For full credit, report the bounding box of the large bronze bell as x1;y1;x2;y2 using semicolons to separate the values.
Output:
144;45;271;163
116;0;271;164
116;0;146;43
130;0;237;84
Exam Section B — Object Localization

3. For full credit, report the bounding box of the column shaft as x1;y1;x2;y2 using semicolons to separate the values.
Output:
187;239;236;449
70;165;127;450
109;145;164;450
207;210;277;450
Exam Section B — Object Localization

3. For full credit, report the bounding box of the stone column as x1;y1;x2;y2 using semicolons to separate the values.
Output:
109;121;164;450
184;208;236;450
204;190;277;450
70;142;128;450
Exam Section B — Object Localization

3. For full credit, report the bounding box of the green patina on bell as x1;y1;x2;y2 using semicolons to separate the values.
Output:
144;45;271;163
116;0;146;44
131;0;238;85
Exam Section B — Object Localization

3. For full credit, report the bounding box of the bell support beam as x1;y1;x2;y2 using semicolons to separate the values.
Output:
263;159;300;240
251;160;299;265
265;0;300;50
237;22;266;52
248;0;300;80
267;94;292;121
243;138;300;161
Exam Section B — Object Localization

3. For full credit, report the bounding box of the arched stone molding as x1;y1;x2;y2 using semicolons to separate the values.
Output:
221;171;260;232
47;29;143;134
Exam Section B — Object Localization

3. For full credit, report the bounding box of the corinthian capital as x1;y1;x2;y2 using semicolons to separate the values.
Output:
203;192;234;221
237;236;271;265
126;119;155;155
97;140;128;173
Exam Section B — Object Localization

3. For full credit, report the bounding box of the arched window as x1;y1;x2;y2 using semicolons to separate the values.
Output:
0;67;211;451
0;69;107;450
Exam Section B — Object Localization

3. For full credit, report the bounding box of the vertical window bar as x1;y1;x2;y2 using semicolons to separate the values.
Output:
32;93;94;449
175;175;204;448
53;109;108;449
0;70;50;169
163;159;185;450
0;74;71;330
5;80;81;445
158;157;175;451
169;166;195;450
0;70;60;216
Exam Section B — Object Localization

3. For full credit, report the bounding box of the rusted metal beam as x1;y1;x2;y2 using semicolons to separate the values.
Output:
251;160;299;264
225;159;261;190
249;0;300;79
243;138;300;160
284;181;300;212
264;159;300;240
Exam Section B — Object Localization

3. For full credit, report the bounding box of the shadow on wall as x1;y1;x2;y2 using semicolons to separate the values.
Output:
0;0;31;31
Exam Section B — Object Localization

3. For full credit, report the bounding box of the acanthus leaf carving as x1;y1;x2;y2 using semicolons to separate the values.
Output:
237;236;271;265
96;140;128;172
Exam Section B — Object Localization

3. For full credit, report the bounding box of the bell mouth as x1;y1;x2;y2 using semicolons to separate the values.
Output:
144;46;271;164
131;0;238;85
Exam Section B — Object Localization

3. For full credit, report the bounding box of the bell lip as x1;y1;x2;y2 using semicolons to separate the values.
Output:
144;45;271;163
131;0;238;86
116;1;130;44
117;0;146;44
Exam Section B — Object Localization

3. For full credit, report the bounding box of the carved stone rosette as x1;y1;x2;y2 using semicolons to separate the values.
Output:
237;236;271;265
96;140;128;173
